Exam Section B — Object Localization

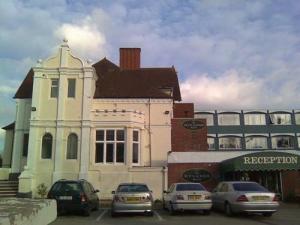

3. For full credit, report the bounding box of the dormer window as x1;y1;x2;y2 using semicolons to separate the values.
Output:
50;79;59;98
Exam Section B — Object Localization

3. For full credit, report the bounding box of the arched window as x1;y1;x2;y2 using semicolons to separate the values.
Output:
42;133;52;159
67;133;78;159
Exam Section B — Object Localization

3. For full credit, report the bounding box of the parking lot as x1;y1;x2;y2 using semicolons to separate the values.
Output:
50;203;300;225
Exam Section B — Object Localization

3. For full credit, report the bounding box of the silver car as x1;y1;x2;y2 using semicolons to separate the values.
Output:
211;181;279;217
163;183;212;215
111;183;153;216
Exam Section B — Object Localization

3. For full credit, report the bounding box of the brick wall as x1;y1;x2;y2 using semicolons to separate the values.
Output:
173;103;194;118
171;118;208;152
168;163;220;191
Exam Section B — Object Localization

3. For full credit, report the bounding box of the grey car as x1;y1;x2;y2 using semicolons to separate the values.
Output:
211;181;279;217
111;183;153;216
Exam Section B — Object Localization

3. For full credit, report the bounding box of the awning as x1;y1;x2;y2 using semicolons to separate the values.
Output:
220;151;300;172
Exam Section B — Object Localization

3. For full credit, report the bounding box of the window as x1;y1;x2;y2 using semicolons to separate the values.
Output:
95;129;125;164
67;133;78;159
207;137;215;150
42;133;52;159
50;79;59;98
132;130;140;164
194;113;214;126
219;137;241;149
272;136;294;149
295;114;300;124
245;136;267;149
22;133;29;157
269;113;291;125
244;114;266;125
218;114;240;125
68;79;76;98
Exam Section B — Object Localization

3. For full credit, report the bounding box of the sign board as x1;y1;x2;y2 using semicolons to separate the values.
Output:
183;120;205;130
221;151;300;172
182;169;212;182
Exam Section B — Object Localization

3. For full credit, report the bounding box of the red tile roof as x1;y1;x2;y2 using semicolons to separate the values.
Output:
93;58;181;100
13;58;181;101
1;122;15;130
14;69;33;99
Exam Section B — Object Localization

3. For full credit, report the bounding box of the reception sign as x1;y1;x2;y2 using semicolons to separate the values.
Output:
221;151;300;172
182;169;212;182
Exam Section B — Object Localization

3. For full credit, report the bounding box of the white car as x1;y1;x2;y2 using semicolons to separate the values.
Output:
163;183;212;215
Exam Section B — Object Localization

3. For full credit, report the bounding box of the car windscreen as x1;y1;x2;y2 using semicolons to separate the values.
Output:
232;183;268;192
117;184;149;192
176;183;206;191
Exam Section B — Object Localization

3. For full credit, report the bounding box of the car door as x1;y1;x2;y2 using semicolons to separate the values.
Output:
213;183;229;210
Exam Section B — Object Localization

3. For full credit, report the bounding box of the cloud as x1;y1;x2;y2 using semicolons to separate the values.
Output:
0;86;16;95
55;22;107;60
181;70;266;110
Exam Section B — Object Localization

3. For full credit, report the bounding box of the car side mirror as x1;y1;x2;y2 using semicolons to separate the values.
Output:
111;191;115;194
163;190;168;193
94;189;99;193
212;188;217;193
150;190;153;193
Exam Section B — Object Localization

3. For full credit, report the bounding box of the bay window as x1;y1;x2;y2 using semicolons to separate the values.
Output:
219;136;241;150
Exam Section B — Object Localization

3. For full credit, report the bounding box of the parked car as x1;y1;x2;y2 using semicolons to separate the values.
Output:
47;179;100;216
211;181;279;217
163;182;212;215
111;183;153;216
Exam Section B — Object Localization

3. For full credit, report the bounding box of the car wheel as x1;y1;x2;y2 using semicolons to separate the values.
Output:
225;203;233;217
203;210;211;215
146;211;154;216
83;207;91;216
169;202;176;215
162;200;167;210
93;201;100;211
111;210;117;217
263;212;273;217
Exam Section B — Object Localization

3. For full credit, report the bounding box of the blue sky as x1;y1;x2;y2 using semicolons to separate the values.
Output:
1;0;300;150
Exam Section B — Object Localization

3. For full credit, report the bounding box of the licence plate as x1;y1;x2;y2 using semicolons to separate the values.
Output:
188;195;201;200
126;197;141;203
252;196;269;201
59;196;72;200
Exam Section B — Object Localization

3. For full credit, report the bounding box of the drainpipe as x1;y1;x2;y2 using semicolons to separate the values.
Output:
148;98;152;167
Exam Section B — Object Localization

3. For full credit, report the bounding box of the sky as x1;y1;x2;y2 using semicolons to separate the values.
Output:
1;0;300;151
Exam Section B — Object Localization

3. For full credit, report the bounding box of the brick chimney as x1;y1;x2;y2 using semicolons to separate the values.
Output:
119;48;141;70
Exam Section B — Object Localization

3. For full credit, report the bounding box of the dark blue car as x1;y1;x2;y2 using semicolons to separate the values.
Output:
47;179;100;216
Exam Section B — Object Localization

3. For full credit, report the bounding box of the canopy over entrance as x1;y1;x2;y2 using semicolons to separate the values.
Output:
220;151;300;173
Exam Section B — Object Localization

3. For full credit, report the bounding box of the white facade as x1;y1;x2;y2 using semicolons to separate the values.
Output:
6;41;173;199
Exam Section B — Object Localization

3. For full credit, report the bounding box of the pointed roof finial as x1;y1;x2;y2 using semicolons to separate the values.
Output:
61;38;69;47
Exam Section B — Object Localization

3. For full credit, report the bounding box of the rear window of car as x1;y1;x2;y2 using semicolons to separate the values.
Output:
117;184;149;192
232;183;268;192
58;182;82;194
176;183;206;191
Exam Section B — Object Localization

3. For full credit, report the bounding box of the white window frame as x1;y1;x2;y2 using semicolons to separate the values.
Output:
95;129;126;164
67;78;76;98
269;113;291;125
207;137;215;150
244;113;266;125
194;113;214;126
218;113;240;126
271;135;294;149
66;133;78;160
245;136;268;149
132;129;140;165
219;136;241;150
50;79;59;98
